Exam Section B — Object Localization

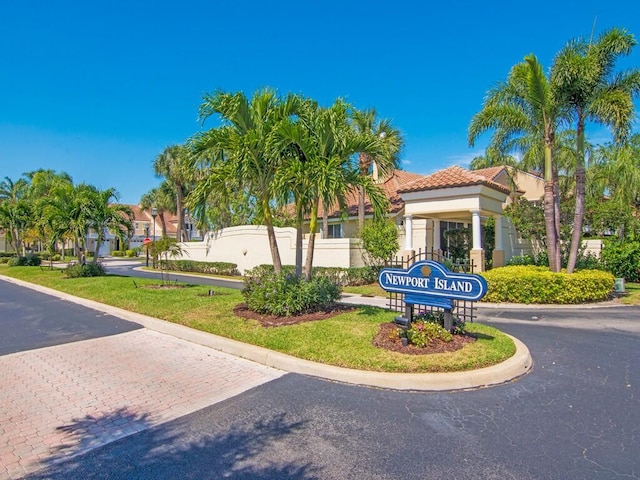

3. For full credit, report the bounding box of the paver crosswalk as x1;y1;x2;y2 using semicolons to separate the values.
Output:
0;329;284;479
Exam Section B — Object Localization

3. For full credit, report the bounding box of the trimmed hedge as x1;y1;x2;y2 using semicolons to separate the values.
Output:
481;266;614;304
65;263;107;278
8;255;42;267
158;260;240;277
252;264;378;287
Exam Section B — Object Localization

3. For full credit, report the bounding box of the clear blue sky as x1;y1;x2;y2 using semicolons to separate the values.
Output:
1;1;639;204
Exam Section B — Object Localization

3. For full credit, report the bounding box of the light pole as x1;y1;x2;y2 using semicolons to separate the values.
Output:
151;207;158;268
145;226;150;267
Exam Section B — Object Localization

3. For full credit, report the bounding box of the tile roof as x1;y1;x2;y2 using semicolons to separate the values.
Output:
398;166;512;195
472;166;506;181
320;170;425;218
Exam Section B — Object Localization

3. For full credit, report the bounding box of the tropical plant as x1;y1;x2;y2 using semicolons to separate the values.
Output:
191;88;304;273
350;107;404;232
360;219;399;266
469;55;566;271
154;145;192;242
82;186;133;264
552;27;640;273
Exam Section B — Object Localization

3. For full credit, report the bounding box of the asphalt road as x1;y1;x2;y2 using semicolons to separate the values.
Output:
3;279;639;479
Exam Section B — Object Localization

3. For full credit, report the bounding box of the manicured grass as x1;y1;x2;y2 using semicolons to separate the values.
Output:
621;282;640;305
343;283;388;297
0;265;515;373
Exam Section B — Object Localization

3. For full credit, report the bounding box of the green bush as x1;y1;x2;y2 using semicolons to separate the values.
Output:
405;320;453;347
252;264;378;287
65;263;107;278
51;254;61;261
0;257;10;264
111;250;126;257
481;266;614;304
158;260;240;276
125;249;138;258
8;255;42;267
243;267;341;316
601;240;640;282
360;219;399;266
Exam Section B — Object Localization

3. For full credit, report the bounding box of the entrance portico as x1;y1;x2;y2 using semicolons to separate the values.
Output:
398;166;510;272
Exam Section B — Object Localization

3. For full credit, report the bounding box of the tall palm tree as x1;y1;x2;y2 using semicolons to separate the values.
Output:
83;186;133;264
276;99;389;279
0;176;31;254
140;182;175;238
191;88;303;273
154;145;191;242
553;27;640;272
469;55;566;271
350;108;403;232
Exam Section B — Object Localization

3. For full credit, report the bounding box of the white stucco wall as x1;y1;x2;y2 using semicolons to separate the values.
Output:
174;225;366;273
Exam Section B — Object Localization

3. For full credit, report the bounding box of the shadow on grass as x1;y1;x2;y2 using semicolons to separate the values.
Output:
27;409;318;480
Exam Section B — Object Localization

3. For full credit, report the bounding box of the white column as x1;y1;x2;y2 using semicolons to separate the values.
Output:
433;219;441;251
471;210;482;250
404;215;413;250
494;215;503;250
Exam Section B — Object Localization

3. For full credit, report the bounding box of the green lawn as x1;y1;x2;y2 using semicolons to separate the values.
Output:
0;265;516;373
621;282;640;305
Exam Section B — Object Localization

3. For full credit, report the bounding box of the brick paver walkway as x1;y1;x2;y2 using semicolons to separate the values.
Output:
0;329;284;479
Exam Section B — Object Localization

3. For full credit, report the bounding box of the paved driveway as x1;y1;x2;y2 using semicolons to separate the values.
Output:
0;280;283;480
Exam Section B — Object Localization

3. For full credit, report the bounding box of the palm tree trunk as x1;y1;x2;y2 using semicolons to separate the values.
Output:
303;198;320;281
543;140;560;272
160;213;167;237
358;185;365;233
93;230;103;265
295;200;303;278
566;117;586;273
176;186;184;242
552;163;562;270
322;199;329;239
262;198;282;273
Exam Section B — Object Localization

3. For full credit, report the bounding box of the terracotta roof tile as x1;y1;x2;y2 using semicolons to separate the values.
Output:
472;166;506;181
320;170;425;218
398;166;511;195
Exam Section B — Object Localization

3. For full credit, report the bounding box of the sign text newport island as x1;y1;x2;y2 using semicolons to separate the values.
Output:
378;260;488;310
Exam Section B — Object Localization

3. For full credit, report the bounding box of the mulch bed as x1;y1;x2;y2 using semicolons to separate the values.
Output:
234;303;476;355
373;323;476;355
233;303;356;327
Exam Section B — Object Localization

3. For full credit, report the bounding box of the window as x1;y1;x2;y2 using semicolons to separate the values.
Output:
326;224;342;239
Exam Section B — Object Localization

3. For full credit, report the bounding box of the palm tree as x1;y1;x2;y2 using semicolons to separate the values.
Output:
154;145;191;242
469;55;565;271
0;176;31;255
350;108;403;232
83;186;133;264
552;27;640;272
191;88;303;273
140;182;174;238
276;99;389;280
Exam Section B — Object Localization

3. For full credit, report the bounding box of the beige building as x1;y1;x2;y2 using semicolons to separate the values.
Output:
177;165;544;273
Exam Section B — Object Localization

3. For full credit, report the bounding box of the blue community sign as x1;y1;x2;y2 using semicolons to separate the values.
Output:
378;260;488;310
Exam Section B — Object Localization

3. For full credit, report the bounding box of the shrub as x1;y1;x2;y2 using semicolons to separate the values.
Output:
125;249;138;258
51;254;61;261
404;320;453;347
481;266;614;304
601;240;640;282
360;219;399;266
251;264;378;287
65;262;107;278
158;260;240;276
111;250;126;257
8;255;42;267
243;267;341;316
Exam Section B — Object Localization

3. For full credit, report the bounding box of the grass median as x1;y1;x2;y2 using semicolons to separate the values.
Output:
0;265;516;373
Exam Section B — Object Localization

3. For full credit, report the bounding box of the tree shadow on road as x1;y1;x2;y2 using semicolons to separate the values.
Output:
27;409;318;480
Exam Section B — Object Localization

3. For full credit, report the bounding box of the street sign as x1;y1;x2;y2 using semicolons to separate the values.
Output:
143;237;152;245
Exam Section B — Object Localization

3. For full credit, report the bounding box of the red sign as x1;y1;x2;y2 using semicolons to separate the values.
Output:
142;238;152;245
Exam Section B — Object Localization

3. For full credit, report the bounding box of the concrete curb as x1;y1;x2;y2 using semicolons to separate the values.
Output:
1;274;532;391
